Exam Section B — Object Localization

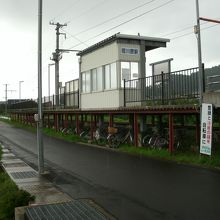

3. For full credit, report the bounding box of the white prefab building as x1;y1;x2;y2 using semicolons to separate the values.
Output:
77;34;169;110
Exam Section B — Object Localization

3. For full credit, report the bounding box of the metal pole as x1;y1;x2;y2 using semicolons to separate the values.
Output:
196;0;203;106
48;64;50;98
5;84;7;115
19;80;24;101
55;25;60;106
48;64;54;98
37;0;44;175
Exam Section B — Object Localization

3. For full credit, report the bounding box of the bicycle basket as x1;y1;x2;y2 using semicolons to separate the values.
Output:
108;127;118;134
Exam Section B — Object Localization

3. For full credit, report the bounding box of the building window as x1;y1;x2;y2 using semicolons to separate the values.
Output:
82;71;91;93
97;67;103;91
121;48;139;55
104;65;110;90
82;73;86;92
121;62;139;87
104;62;117;90
92;68;97;91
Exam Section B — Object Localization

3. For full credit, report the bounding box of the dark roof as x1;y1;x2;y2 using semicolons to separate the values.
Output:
77;33;170;56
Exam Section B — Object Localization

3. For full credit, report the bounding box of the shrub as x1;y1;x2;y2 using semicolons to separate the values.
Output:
0;173;34;220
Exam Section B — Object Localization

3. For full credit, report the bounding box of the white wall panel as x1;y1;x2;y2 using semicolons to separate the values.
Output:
81;42;118;72
81;90;120;109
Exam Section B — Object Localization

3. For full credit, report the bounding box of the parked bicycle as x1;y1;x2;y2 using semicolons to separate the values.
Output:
142;126;168;149
142;133;168;149
94;125;109;145
107;126;133;148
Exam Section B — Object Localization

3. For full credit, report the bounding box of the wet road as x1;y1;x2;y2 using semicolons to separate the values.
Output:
0;121;220;220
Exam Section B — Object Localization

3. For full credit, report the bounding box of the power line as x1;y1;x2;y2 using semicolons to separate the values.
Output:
160;17;220;38
61;28;89;47
160;25;193;38
68;0;175;50
170;23;219;40
73;0;158;37
49;0;81;23
66;0;107;24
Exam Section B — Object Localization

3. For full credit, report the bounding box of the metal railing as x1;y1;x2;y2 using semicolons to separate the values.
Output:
124;67;200;106
8;90;79;110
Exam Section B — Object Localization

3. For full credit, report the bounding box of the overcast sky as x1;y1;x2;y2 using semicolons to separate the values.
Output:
0;0;219;101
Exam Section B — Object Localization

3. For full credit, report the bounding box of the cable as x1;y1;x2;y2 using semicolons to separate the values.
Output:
170;23;219;40
73;0;158;36
66;0;107;24
68;0;175;50
161;17;220;38
160;25;193;38
61;28;89;47
49;0;81;23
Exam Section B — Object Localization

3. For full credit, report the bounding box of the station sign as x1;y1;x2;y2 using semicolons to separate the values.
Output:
200;103;213;156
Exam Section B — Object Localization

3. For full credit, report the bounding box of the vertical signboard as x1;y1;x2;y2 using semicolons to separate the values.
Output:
200;103;213;156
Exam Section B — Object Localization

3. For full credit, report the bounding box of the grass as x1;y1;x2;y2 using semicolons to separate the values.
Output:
0;117;83;143
1;117;220;170
118;145;220;168
0;146;2;161
0;173;34;220
0;144;34;220
43;127;82;143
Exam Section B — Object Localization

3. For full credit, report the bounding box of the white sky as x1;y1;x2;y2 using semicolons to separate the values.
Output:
0;0;219;101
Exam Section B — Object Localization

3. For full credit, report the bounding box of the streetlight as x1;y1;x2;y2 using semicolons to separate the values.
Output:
19;80;24;101
48;63;55;98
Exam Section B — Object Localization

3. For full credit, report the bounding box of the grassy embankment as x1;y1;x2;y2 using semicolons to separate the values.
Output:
0;145;34;220
0;117;220;170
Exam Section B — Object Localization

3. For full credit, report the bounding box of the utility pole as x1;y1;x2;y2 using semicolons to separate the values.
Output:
48;63;55;98
195;0;203;106
50;22;67;106
3;84;16;115
37;0;44;175
195;1;220;106
4;84;8;115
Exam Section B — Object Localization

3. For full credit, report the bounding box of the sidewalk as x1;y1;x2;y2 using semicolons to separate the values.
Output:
0;144;115;220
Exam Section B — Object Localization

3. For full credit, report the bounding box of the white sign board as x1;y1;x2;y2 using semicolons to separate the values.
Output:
200;103;213;156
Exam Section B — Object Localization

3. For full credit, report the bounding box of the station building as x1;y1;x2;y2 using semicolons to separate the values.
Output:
77;33;169;109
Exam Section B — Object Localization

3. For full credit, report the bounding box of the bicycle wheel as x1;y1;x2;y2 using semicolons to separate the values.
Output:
156;137;168;149
108;134;120;148
142;135;151;147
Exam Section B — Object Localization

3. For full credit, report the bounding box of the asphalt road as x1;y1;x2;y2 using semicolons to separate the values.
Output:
0;121;220;220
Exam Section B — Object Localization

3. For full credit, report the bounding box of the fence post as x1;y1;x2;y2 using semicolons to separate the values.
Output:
77;90;79;108
134;113;139;147
169;113;174;153
161;71;164;105
152;74;155;103
124;79;126;107
64;92;66;109
53;95;54;109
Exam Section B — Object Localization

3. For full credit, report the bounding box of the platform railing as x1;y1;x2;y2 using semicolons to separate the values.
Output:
124;67;201;106
8;90;79;110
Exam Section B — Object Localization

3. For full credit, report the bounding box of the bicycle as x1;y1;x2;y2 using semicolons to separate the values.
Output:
107;126;133;148
142;127;168;149
145;134;168;149
94;125;109;145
